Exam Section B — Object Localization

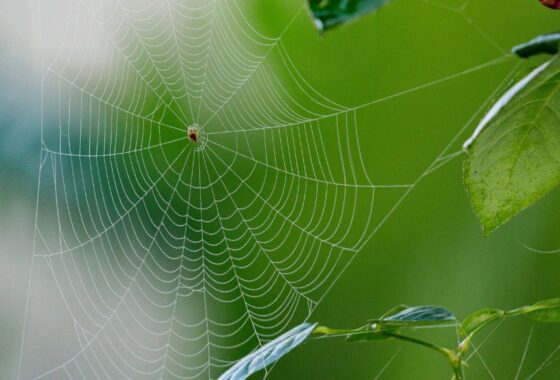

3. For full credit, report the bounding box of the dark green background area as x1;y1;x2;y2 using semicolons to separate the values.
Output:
263;1;560;379
1;0;560;379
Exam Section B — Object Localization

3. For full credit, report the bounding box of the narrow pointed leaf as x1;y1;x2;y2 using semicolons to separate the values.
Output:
371;305;456;327
464;55;560;234
345;326;397;342
460;308;505;338
379;304;410;319
509;298;560;322
307;0;390;31
219;323;317;380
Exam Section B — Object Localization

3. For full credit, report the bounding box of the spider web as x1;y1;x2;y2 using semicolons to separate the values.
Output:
15;0;556;379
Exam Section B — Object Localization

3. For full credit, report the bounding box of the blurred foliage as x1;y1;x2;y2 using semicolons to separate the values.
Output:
307;0;389;31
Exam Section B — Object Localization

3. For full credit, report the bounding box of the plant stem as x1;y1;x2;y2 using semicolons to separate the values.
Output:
314;326;465;379
381;332;450;357
312;325;363;336
381;332;463;380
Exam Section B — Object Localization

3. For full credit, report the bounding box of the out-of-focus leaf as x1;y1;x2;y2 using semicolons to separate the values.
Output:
307;0;390;31
509;298;560;322
219;323;317;380
460;308;504;338
512;33;560;58
371;305;456;327
464;55;560;235
539;0;560;10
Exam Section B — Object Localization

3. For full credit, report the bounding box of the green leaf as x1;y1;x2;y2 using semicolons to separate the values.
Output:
379;304;410;319
509;298;560;322
307;0;390;31
343;305;409;342
219;323;317;380
464;55;560;234
312;324;396;342
345;327;396;342
460;308;505;338
512;33;560;58
371;305;456;327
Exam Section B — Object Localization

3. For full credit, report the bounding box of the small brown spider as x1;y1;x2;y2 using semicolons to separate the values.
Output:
188;127;199;143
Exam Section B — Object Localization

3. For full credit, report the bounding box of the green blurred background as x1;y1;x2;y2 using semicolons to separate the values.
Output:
1;0;560;379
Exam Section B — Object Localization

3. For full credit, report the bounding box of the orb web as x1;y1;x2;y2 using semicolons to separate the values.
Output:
16;0;559;379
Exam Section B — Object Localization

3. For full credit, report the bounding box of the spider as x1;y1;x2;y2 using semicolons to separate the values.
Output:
188;126;199;143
